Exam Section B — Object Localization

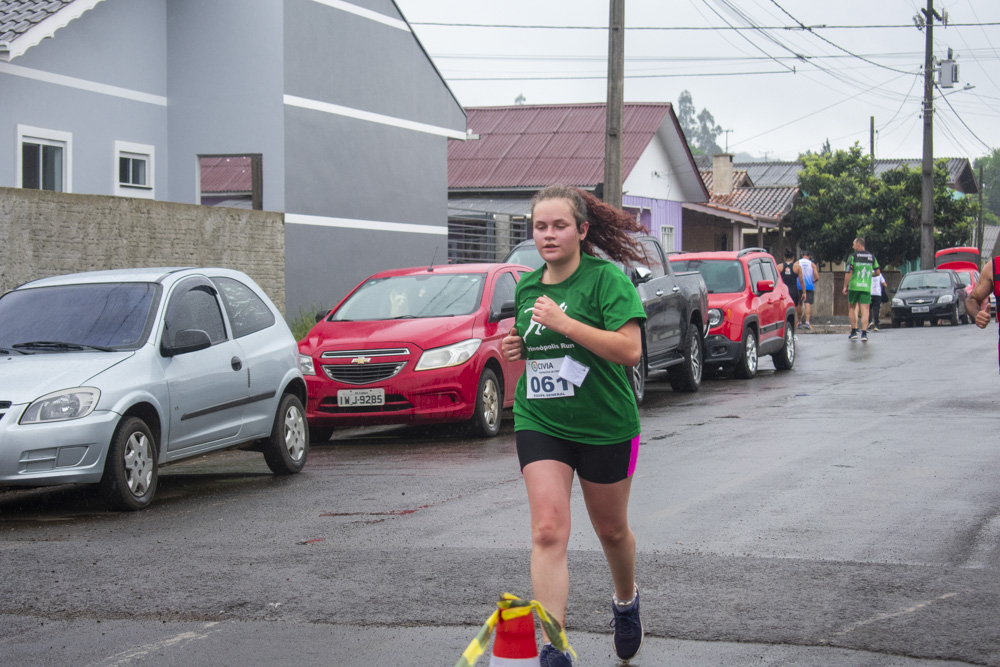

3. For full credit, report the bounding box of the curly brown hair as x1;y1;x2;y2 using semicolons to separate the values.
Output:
530;185;645;264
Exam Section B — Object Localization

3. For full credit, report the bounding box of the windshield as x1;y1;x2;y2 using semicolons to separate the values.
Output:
670;259;745;294
0;282;160;350
505;244;544;270
333;273;486;321
899;272;951;290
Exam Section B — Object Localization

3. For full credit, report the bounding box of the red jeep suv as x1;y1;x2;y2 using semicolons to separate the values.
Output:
668;248;796;379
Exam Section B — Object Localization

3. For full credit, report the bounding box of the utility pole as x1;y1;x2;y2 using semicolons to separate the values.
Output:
603;0;625;209
919;0;941;270
978;165;985;256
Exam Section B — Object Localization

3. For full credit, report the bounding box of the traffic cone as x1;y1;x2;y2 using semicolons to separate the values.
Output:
488;609;538;666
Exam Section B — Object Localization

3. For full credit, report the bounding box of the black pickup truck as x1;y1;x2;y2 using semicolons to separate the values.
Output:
504;236;709;403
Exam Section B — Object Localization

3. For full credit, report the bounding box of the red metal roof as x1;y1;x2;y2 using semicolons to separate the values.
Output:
200;156;252;193
449;103;674;189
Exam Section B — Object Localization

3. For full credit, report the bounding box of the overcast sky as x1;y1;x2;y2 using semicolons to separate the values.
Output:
394;0;1000;163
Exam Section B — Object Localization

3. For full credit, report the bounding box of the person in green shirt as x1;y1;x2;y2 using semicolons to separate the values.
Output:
501;185;647;665
842;236;881;342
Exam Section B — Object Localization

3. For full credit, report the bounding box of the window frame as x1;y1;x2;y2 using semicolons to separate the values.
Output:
16;124;72;192
114;140;155;198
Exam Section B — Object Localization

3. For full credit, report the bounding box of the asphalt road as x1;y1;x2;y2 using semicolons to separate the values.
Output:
1;323;999;666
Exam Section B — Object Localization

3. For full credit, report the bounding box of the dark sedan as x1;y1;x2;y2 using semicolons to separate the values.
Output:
890;269;970;327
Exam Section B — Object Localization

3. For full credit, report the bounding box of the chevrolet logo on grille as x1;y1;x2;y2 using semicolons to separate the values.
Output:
351;357;372;365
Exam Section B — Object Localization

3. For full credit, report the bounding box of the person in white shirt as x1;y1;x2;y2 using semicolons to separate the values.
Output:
868;271;888;331
799;250;818;329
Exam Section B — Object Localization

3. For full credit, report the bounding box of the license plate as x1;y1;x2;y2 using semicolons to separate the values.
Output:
911;306;930;313
337;388;385;407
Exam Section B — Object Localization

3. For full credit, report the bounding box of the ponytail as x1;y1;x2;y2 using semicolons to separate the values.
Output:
530;185;645;264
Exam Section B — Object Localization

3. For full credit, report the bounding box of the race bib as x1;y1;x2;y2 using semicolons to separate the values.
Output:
526;357;576;399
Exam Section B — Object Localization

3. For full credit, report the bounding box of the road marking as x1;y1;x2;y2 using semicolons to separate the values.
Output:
87;623;220;666
819;593;959;643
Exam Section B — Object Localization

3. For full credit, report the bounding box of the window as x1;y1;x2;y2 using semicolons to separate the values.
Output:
748;260;765;291
211;277;276;338
17;125;71;192
114;141;155;198
638;238;666;278
490;271;517;316
661;225;675;253
162;282;227;351
198;154;262;210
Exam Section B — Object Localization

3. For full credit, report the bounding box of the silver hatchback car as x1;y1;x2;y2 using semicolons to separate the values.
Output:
0;267;308;510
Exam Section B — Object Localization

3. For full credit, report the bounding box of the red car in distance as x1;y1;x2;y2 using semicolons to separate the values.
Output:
298;263;529;441
668;248;797;379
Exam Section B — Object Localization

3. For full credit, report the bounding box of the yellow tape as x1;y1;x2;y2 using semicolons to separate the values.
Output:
454;593;577;667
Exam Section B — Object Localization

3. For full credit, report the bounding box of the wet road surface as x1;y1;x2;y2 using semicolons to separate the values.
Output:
1;323;998;665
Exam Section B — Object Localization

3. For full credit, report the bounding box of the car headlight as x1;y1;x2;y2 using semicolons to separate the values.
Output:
299;353;316;376
20;388;101;424
891;298;903;306
415;339;481;371
937;294;954;304
708;308;723;328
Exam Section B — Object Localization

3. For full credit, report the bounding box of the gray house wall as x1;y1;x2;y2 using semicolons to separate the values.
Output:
2;0;466;324
165;0;286;209
0;0;168;195
281;0;466;317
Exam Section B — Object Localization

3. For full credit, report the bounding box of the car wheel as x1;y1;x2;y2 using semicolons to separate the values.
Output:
100;416;158;511
733;328;758;380
949;306;959;326
772;320;795;370
309;426;334;444
630;341;647;404
470;368;502;437
960;311;970;325
891;317;901;328
263;393;309;475
669;325;702;392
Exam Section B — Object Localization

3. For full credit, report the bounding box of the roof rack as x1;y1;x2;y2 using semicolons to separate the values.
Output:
737;247;768;257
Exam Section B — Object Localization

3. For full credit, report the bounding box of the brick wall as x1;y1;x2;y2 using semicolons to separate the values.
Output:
0;188;285;314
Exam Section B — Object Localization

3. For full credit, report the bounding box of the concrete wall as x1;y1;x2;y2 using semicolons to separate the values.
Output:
0;188;285;312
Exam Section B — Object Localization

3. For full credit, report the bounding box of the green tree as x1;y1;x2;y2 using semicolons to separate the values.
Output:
794;143;977;266
677;90;723;156
973;148;1000;226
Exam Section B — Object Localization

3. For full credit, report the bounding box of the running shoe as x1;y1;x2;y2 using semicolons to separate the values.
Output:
610;586;644;661
539;643;575;666
872;325;879;332
861;330;868;342
802;321;811;329
848;330;858;340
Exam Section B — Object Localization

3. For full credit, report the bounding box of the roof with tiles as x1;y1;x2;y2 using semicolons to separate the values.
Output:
703;185;799;222
1;0;103;59
734;158;979;194
700;169;753;192
449;102;687;190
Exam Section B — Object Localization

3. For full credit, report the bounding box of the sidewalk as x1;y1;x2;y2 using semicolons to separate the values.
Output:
799;316;870;335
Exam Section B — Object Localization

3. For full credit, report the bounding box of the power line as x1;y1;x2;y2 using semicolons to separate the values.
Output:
767;0;915;75
935;83;995;152
446;69;795;81
408;21;1000;30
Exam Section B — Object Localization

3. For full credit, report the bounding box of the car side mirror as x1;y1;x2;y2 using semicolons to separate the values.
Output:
632;266;653;285
491;299;517;322
756;280;775;294
162;329;212;357
315;310;330;323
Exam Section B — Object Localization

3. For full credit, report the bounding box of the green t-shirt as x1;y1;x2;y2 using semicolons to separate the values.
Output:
846;250;879;293
513;253;646;445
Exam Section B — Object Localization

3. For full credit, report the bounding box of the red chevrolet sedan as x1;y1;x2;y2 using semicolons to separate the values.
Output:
298;263;529;441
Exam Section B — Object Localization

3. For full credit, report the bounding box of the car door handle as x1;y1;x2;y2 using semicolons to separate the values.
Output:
231;357;242;371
